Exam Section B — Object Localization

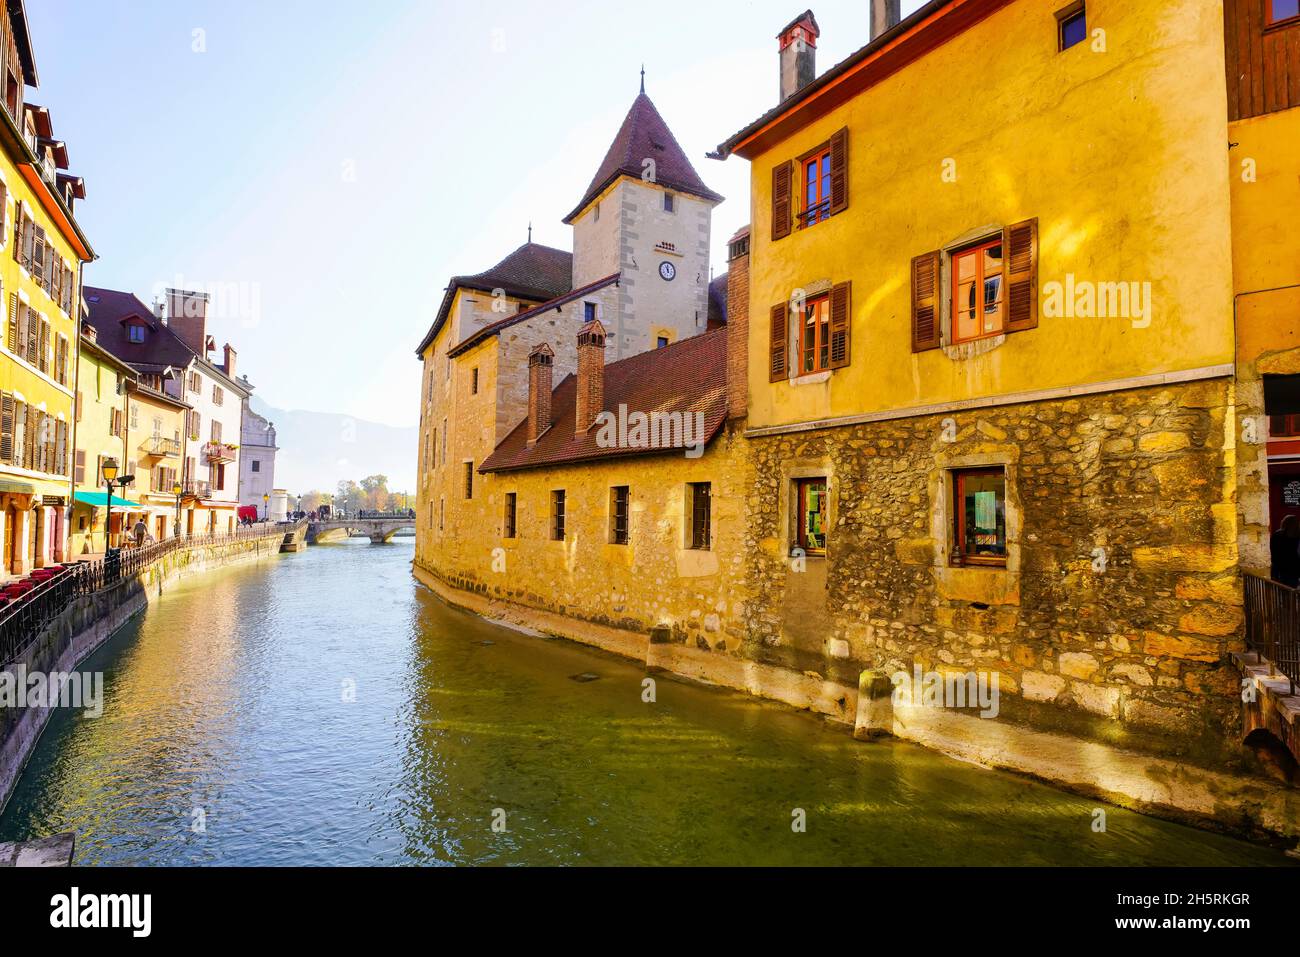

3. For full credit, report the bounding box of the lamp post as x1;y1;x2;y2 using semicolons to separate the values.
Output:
173;482;183;539
263;492;269;523
101;458;118;554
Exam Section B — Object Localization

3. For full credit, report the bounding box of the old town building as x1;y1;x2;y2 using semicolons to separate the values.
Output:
0;0;93;575
83;286;250;536
238;397;277;519
68;325;133;556
417;0;1300;784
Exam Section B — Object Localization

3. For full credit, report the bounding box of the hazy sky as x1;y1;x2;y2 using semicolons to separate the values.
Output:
36;0;923;428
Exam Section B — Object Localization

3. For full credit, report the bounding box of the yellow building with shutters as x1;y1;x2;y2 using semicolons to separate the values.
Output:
707;0;1246;749
68;329;134;557
0;1;94;575
123;379;191;543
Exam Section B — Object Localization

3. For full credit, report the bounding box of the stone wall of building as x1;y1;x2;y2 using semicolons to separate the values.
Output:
740;376;1245;760
416;423;752;649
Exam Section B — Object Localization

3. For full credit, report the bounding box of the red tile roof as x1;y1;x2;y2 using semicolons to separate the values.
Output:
415;242;573;356
448;273;620;359
480;328;728;473
564;92;724;224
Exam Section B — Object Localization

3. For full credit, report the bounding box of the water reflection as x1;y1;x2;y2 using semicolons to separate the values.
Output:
0;539;1290;866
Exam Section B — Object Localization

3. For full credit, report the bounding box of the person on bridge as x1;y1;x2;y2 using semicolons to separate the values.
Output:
133;519;148;548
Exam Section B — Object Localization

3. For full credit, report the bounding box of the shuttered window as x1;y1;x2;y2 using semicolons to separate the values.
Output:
951;237;1006;344
769;303;788;382
774;128;849;239
0;393;12;463
800;294;831;374
829;282;851;369
551;490;566;541
5;293;16;353
1004;218;1039;332
73;449;85;484
503;492;517;539
910;251;942;352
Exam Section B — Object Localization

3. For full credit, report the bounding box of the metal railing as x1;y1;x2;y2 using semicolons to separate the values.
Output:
0;521;303;668
139;434;181;457
1243;571;1299;695
201;441;236;462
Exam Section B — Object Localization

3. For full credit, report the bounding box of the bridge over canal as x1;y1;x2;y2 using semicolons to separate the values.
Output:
307;515;416;545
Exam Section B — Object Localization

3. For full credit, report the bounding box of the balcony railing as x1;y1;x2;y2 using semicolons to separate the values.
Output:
1243;572;1300;695
139;434;181;457
202;441;236;463
181;480;212;499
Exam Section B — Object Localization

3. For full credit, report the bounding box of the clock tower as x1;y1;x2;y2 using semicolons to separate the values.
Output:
566;86;724;361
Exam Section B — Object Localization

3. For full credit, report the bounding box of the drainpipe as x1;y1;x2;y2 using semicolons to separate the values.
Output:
66;262;89;563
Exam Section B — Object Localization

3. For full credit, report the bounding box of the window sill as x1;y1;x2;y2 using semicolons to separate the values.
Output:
941;333;1006;362
789;370;832;387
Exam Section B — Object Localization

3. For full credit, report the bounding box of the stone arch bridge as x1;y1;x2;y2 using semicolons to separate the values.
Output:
308;516;416;545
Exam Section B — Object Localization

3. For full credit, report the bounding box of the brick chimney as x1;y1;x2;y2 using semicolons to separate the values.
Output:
165;288;210;358
870;0;901;41
574;319;607;437
223;343;237;380
778;11;819;102
526;342;554;447
726;226;751;421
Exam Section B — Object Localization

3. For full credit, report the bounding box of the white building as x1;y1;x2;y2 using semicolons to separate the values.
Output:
238;397;277;517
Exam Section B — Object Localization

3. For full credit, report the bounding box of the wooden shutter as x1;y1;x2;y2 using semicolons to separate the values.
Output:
769;302;789;382
24;307;37;365
38;318;48;373
56;419;66;475
1004;217;1039;333
911;250;942;352
74;450;85;485
829;281;852;369
0;393;12;463
15;301;27;361
771;161;792;241
75;390;82;422
829;127;849;215
11;201;21;263
6;293;16;353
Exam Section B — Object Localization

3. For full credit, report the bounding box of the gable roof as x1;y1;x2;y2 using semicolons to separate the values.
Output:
480;328;728;473
564;92;724;224
6;0;37;86
448;272;620;359
415;242;573;356
83;286;198;372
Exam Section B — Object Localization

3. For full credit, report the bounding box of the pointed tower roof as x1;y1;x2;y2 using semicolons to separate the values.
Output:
563;92;724;224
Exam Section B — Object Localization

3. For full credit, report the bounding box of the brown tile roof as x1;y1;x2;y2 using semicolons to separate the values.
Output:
448;272;620;359
84;286;198;372
415;242;573;356
480;328;728;473
564;92;724;224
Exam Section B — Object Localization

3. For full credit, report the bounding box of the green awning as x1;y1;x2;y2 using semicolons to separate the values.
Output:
73;490;143;509
0;478;35;495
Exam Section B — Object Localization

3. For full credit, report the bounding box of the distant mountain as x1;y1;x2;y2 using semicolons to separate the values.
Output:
249;396;417;496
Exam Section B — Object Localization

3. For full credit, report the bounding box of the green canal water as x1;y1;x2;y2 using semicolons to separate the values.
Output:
0;539;1290;865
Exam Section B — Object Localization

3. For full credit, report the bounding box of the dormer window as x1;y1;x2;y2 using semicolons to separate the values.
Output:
126;322;147;344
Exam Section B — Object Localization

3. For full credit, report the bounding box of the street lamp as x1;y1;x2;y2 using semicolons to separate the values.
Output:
173;482;183;539
263;492;269;523
101;458;118;553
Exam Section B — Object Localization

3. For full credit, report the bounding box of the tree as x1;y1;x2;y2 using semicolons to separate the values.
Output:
300;490;324;513
336;480;363;515
360;474;389;512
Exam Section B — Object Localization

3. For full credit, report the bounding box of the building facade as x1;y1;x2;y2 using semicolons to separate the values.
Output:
68;329;131;557
84;286;251;537
0;0;93;575
238;397;276;518
123;379;190;541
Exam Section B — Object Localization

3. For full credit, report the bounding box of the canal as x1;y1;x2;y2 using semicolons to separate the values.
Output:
0;539;1290;866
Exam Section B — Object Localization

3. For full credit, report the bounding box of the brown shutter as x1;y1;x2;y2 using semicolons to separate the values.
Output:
0;393;12;463
15;301;27;360
75;390;83;422
1004;217;1039;333
38;318;48;373
769;302;789;382
6;293;16;353
829;127;849;215
11;201;21;263
74;449;85;485
911;250;942;352
829;281;852;369
771;161;792;241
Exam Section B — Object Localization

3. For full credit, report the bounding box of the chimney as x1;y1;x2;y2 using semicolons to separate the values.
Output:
165;288;210;358
778;11;820;102
870;0;901;41
726;226;751;421
574;319;607;437
223;343;237;379
82;320;97;343
526;342;554;446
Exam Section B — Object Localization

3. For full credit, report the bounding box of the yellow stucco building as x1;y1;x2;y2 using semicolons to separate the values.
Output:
0;1;94;576
68;330;134;557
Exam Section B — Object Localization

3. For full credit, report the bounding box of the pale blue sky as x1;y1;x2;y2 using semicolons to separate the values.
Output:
36;0;922;427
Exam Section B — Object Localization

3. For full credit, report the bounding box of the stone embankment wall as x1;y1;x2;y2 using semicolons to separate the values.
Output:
0;532;287;813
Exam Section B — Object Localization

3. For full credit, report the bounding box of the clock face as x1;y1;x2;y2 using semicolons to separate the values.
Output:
658;261;676;282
